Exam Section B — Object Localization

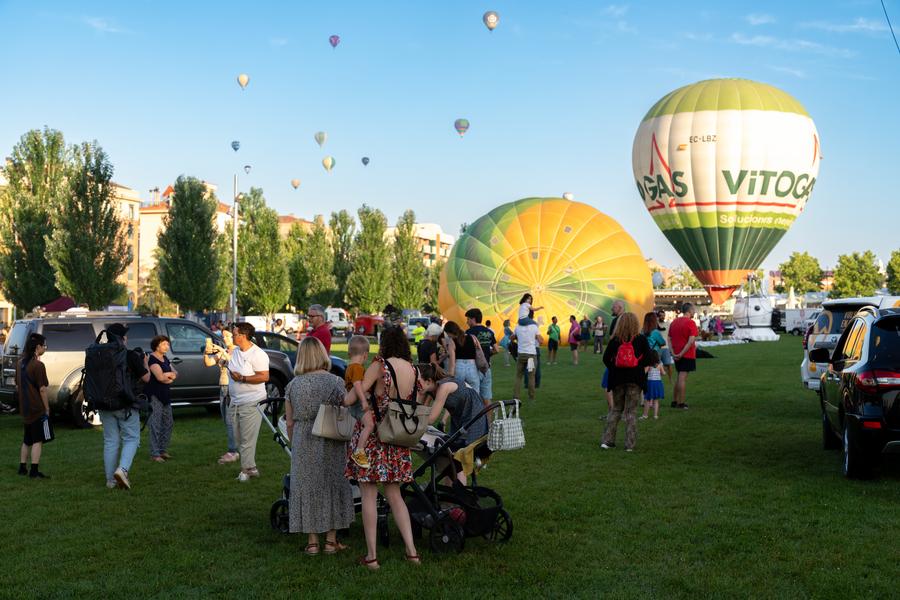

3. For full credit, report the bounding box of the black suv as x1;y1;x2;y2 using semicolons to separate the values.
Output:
1;312;294;427
810;307;900;478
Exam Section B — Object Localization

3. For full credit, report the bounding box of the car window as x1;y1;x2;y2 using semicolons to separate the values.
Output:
105;322;156;353
4;322;32;355
814;309;855;336
254;334;269;349
870;316;900;365
843;320;866;362
42;323;98;351
274;336;298;354
166;323;210;354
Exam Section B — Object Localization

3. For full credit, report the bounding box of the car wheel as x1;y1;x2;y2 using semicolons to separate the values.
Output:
70;387;102;429
266;376;285;401
791;328;801;336
842;420;871;479
822;410;840;450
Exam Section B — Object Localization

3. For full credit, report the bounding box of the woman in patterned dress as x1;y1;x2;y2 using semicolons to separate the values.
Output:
345;326;421;570
285;338;354;556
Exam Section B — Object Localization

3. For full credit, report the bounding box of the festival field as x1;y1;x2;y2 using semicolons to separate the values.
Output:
3;337;897;598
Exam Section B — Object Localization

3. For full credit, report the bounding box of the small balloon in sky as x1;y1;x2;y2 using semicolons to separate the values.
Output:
244;165;251;174
454;118;470;137
291;179;300;189
314;131;327;147
231;140;240;152
237;73;249;89
562;192;574;201
329;35;340;48
483;11;499;31
322;156;335;173
361;156;370;166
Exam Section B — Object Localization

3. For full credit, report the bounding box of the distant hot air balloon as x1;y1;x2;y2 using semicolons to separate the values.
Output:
361;157;370;166
322;156;335;173
440;197;654;342
329;35;340;48
483;11;500;31
237;73;249;90
243;165;251;174
651;271;665;288
314;131;327;147
454;119;470;137
562;192;574;201
291;179;300;189
632;78;821;304
231;141;240;152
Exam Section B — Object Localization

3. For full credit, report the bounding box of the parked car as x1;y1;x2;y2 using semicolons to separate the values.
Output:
0;312;294;428
325;307;350;333
780;308;819;336
809;306;900;478
354;314;384;336
406;317;431;342
801;297;900;391
253;331;346;377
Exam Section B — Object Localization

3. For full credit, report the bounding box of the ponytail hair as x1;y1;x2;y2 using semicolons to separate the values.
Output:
22;333;46;363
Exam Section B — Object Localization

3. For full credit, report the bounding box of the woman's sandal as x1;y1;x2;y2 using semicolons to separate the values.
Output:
405;554;421;565
357;555;380;570
323;540;349;554
304;544;320;556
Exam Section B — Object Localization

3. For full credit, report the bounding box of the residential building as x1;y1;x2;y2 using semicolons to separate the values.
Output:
112;182;142;308
384;222;455;267
278;214;317;238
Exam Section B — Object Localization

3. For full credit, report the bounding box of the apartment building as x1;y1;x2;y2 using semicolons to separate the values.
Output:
384;222;455;267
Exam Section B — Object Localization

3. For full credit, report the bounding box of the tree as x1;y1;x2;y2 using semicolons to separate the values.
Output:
778;251;822;294
285;218;336;309
670;266;701;290
136;250;179;315
423;259;444;313
345;205;391;314
45;141;130;309
236;188;289;317
212;229;234;311
885;250;900;295
157;176;220;312
0;128;67;309
391;210;425;309
831;251;882;299
329;209;355;306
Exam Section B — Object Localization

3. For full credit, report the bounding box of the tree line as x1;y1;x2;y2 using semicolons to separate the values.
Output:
777;250;900;298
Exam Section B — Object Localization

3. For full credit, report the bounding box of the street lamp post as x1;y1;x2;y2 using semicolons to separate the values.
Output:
231;166;250;324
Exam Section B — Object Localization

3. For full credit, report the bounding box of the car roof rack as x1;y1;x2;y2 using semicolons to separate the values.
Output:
23;310;153;319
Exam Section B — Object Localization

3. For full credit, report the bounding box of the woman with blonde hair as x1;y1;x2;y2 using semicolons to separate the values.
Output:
283;337;354;556
600;312;651;452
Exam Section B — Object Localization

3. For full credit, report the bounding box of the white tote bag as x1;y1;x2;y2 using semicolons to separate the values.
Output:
487;400;525;451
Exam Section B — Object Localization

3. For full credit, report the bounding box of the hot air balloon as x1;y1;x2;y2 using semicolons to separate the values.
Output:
454;119;470;137
632;78;820;304
361;157;370;166
562;192;574;201
439;197;654;343
291;179;300;189
329;35;340;48
314;131;327;147
237;73;249;89
483;11;499;31
243;165;251;174
322;156;335;173
231;141;240;152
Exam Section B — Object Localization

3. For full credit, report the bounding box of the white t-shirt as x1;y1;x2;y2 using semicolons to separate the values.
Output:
227;344;270;405
517;302;532;320
514;323;540;355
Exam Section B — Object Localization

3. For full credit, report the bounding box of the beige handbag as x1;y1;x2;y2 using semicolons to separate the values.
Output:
374;361;430;448
312;404;353;441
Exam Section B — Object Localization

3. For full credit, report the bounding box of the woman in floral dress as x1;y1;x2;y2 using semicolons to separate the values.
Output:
345;326;420;570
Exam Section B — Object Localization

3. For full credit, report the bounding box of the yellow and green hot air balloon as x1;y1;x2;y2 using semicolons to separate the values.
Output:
439;197;654;341
632;78;821;304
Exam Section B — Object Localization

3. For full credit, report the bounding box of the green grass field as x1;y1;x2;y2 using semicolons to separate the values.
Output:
3;337;898;599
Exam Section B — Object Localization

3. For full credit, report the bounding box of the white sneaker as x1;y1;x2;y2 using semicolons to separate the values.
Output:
114;467;131;490
237;471;251;482
106;480;117;489
600;443;612;450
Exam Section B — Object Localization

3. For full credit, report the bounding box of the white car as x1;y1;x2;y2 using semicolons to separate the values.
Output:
801;296;900;390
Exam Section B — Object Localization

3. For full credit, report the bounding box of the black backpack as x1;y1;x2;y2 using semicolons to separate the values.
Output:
84;330;135;412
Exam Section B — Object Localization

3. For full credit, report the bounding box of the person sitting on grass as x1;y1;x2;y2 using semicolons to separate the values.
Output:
343;335;375;469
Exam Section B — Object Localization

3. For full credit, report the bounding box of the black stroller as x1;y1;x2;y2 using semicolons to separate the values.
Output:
400;400;516;553
258;398;390;544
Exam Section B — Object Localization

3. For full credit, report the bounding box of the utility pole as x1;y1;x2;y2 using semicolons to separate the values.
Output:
231;173;239;324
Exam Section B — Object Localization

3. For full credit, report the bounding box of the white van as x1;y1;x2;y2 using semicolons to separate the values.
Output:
325;307;350;333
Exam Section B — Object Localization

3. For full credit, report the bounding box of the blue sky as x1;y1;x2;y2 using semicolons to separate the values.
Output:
1;0;899;273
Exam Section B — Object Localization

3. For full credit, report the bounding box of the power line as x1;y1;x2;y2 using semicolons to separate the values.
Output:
882;0;900;57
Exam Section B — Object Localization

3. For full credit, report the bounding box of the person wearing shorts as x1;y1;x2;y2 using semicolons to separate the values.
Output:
668;303;698;409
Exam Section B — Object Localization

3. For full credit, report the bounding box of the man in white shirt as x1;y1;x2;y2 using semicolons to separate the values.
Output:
512;317;543;402
228;322;270;482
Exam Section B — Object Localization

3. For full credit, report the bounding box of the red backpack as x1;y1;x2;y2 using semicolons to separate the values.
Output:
614;338;640;368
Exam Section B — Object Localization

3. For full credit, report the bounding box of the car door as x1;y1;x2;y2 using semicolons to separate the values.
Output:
164;321;220;401
823;320;862;423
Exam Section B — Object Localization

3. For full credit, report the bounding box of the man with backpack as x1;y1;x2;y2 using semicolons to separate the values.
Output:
86;323;150;490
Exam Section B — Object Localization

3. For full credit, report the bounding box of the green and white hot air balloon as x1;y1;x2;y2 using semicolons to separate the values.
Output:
632;78;821;304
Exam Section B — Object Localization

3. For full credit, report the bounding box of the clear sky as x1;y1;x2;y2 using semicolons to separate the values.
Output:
1;0;898;273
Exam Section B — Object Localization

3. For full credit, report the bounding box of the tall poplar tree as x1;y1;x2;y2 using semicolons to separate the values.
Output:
285;219;337;308
0;128;66;309
391;210;425;309
237;188;290;317
157;176;220;312
345;205;391;314
329;209;355;306
423;259;444;313
45;141;130;309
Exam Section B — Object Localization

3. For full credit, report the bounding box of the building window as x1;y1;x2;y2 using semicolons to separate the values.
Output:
127;269;134;281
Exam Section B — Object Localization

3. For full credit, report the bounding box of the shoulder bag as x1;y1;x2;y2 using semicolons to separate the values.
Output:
372;360;430;448
312;403;353;441
487;400;525;451
471;334;489;374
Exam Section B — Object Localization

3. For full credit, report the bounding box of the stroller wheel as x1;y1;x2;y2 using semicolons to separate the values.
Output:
377;514;390;548
484;508;513;542
429;518;465;554
270;499;290;534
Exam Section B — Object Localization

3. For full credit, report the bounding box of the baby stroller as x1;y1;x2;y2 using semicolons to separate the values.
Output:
258;398;390;544
400;400;516;554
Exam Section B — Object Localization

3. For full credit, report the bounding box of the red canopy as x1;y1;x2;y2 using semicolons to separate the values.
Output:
41;296;76;312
